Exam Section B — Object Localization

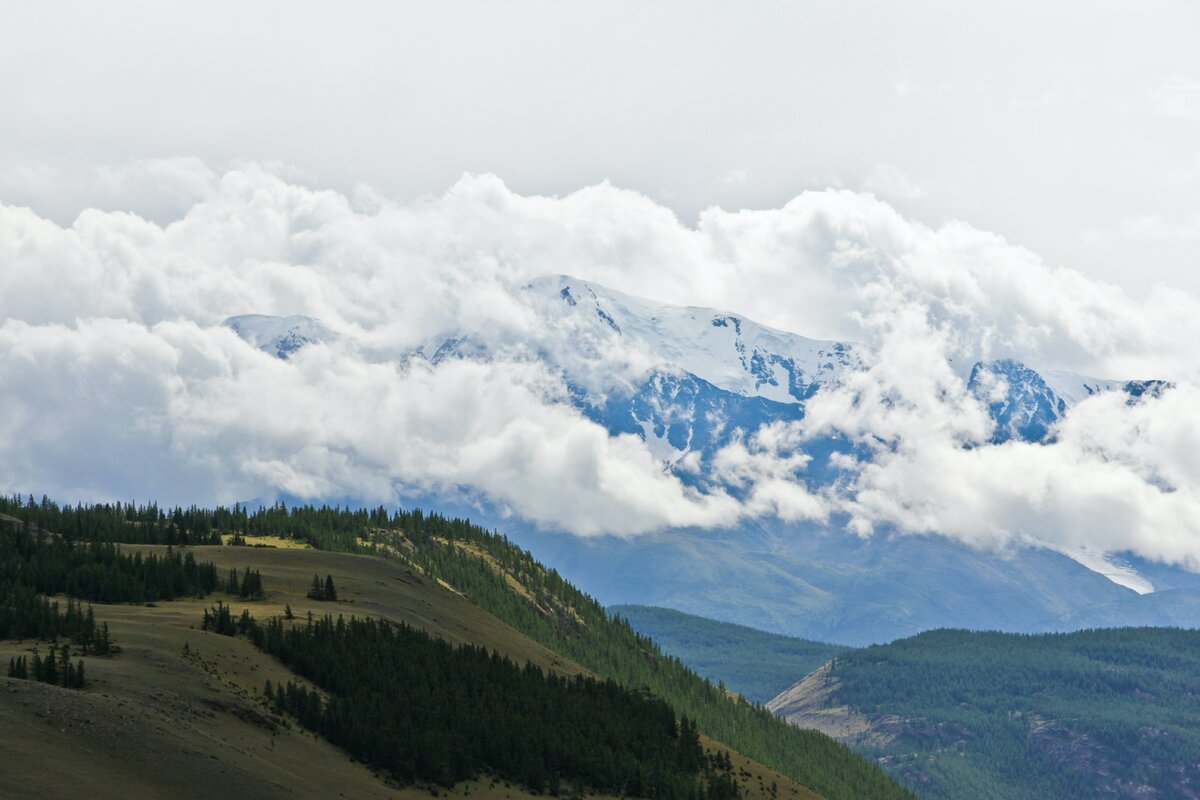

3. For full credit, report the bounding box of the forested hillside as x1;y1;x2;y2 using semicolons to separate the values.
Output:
774;627;1200;799
611;605;846;704
349;508;909;800
0;496;911;800
234;609;739;799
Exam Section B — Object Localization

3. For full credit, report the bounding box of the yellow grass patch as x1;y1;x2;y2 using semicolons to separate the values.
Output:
219;533;312;549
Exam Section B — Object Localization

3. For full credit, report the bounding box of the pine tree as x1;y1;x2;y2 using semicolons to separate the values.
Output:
42;648;57;685
227;566;240;595
307;574;323;600
324;575;337;602
82;606;96;654
58;644;71;686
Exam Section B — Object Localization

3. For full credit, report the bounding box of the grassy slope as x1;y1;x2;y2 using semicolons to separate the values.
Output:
773;627;1200;800
374;525;913;800
610;605;846;704
1;544;819;800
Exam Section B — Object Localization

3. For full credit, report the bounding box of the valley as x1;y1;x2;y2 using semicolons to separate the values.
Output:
619;606;1200;800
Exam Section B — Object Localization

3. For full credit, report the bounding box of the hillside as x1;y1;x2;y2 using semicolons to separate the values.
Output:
0;497;913;800
769;628;1200;800
1;540;819;800
610;605;846;704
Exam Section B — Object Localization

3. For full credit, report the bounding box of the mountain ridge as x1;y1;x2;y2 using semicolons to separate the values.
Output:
221;276;1195;644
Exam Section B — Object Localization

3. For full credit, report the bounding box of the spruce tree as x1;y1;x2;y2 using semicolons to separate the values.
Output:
324;575;337;602
58;644;71;685
42;649;57;685
308;574;323;600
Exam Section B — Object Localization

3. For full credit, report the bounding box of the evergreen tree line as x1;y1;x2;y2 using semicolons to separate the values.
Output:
235;608;737;799
0;494;369;550
1;519;223;604
7;643;86;689
0;494;222;546
0;587;113;654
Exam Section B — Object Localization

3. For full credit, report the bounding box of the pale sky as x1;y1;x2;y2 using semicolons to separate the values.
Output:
3;1;1199;298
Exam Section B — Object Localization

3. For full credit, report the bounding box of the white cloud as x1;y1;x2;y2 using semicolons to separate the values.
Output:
0;157;218;225
781;296;1200;568
0;317;746;536
3;164;1200;564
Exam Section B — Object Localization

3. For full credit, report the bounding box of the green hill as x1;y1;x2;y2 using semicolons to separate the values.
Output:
0;496;913;800
610;604;846;704
770;627;1200;800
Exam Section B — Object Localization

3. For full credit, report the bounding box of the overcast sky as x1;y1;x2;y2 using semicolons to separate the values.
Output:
3;1;1198;298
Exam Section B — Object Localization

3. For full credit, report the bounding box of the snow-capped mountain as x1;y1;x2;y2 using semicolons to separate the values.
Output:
416;277;1154;466
227;278;1190;643
968;359;1170;444
534;275;860;404
527;276;861;469
224;314;330;359
968;359;1068;443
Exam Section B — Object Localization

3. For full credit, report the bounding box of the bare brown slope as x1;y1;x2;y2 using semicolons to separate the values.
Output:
766;662;872;741
2;544;821;800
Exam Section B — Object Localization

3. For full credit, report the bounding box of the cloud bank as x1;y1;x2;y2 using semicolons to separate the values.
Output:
3;164;1200;569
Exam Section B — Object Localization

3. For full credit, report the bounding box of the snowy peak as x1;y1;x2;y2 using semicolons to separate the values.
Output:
529;275;860;404
224;314;330;359
970;359;1169;444
969;359;1067;443
1039;370;1121;406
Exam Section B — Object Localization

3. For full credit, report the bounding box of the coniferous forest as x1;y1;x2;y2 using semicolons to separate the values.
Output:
0;518;221;604
824;627;1200;800
234;608;738;798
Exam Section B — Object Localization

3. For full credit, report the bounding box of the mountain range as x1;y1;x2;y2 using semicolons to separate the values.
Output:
225;276;1195;646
